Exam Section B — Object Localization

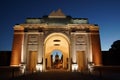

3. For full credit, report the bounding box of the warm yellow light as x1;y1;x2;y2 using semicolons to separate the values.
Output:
72;64;78;71
36;64;43;71
44;33;70;57
20;64;26;74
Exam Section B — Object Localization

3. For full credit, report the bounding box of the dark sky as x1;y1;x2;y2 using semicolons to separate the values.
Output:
0;0;120;51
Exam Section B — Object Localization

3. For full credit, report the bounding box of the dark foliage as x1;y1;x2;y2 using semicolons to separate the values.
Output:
109;40;120;53
102;40;120;66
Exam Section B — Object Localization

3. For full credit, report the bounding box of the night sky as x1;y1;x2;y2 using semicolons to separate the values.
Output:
0;0;120;51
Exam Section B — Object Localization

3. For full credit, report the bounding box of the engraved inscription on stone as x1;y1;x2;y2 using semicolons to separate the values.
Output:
76;45;86;50
76;35;86;50
28;45;38;51
28;35;38;45
76;35;86;45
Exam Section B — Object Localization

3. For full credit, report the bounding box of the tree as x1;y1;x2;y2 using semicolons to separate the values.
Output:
108;40;120;65
109;40;120;53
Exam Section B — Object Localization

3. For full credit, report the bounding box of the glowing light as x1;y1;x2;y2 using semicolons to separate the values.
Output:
36;64;42;71
19;64;26;74
72;64;78;71
21;36;24;63
88;62;94;72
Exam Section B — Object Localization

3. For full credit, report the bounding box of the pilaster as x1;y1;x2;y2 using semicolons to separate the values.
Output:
90;30;102;65
10;25;24;66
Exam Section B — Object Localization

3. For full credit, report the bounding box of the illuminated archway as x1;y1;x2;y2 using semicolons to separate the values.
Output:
44;33;70;71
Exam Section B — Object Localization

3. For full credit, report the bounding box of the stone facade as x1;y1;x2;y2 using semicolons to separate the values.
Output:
10;9;102;72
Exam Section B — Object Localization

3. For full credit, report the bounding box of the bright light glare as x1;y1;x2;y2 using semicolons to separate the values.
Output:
72;64;78;71
36;64;42;71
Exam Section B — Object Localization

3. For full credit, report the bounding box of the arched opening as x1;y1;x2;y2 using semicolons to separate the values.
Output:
51;50;63;69
44;33;70;71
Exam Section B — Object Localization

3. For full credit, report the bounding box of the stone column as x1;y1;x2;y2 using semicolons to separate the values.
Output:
10;25;24;66
38;32;44;63
71;33;76;63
